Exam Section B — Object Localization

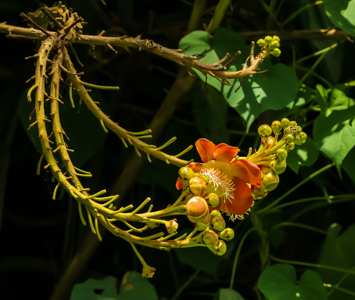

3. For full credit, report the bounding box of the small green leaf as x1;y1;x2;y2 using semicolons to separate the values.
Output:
328;88;355;115
314;84;328;115
287;137;320;174
342;147;355;184
70;276;118;300
324;0;355;36
258;264;327;300
214;288;245;300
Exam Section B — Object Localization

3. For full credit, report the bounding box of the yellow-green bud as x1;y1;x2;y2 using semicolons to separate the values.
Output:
186;196;208;219
273;35;280;42
166;219;179;234
203;230;219;246
269;40;280;50
270;159;287;174
262;172;280;191
276;148;288;160
294;135;302;145
285;134;294;143
265;36;273;44
261;166;272;175
194;173;210;184
212;216;226;232
284;127;292;135
296;126;302;133
189;177;207;196
270;48;281;57
281;118;290;127
258;124;272;138
251;184;268;199
219;228;235;241
286;142;295;151
210;210;222;218
300;132;307;142
271;120;282;134
257;39;267;47
207;193;220;208
289;121;297;127
178;167;194;180
195;213;211;231
214;240;227;256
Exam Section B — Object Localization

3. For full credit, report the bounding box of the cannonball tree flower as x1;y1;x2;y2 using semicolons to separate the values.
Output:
176;139;261;221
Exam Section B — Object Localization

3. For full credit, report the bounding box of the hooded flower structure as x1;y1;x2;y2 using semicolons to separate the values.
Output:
176;139;261;220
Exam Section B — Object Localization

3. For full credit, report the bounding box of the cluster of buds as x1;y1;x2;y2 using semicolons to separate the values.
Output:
257;35;281;58
250;118;307;199
178;167;234;255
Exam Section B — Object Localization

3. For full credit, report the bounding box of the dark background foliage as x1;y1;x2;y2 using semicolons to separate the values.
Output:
0;0;355;299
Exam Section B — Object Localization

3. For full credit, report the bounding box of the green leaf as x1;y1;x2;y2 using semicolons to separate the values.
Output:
214;288;245;300
179;28;299;130
328;89;355;115
314;84;328;115
342;146;355;185
117;271;158;300
258;264;327;300
313;105;355;172
317;223;355;300
287;137;320;174
70;276;118;300
324;0;355;36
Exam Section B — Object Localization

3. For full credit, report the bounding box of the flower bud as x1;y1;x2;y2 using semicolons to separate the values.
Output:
270;159;287;174
195;213;211;231
219;228;235;241
186;196;208;219
270;49;281;57
178;167;194;180
210;210;222;218
264;36;273;44
271;120;282;134
285;134;294;143
166;219;179;234
194;173;210;184
269;40;280;50
203;230;219;246
281;118;290;127
276;148;288;160
267;136;275;149
300;132;307;142
296;126;302;133
273;35;280;42
262;172;280;191
206;193;220;208
212;216;226;232
294;135;302;145
283;127;292;135
214;240;227;256
257;39;267;47
286;142;295;151
289;121;297;127
258;124;272;138
189;177;207;196
260;166;272;175
251;184;268;199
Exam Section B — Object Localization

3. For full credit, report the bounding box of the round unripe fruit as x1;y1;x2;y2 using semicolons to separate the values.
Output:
270;159;287;174
212;216;226;232
271;120;282;134
214;240;227;256
203;230;219;246
262;172;280;191
258;124;272;138
210;210;222;218
276;148;288;160
207;193;220;208
189;177;207;196
281;118;290;127
219;228;235;241
186;197;208;218
178;167;194;180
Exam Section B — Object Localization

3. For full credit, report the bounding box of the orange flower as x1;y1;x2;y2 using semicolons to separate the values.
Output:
176;139;261;220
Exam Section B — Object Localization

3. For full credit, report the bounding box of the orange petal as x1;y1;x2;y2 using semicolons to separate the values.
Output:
176;177;184;190
195;139;215;163
230;159;261;185
214;143;240;163
187;163;203;173
225;177;254;215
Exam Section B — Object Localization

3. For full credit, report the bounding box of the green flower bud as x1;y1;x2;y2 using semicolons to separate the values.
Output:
294;135;302;145
219;228;235;241
203;230;219;246
281;118;290;127
166;219;179;234
283;127;292;135
178;167;194;180
210;210;222;218
262;172;280;191
212;216;226;232
269;40;280;50
296;126;303;133
186;196;208;219
264;36;273;44
251;184;268;199
207;193;220;208
286;142;295;151
214;240;227;256
195;213;211;231
258;124;272;138
285;134;294;143
194;173;210;184
271;120;282;134
270;48;281;57
276;148;288;160
261;166;272;175
270;159;287;174
289;121;297;127
189;177;207;196
180;178;189;188
300;132;307;142
257;39;267;47
273;35;280;42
